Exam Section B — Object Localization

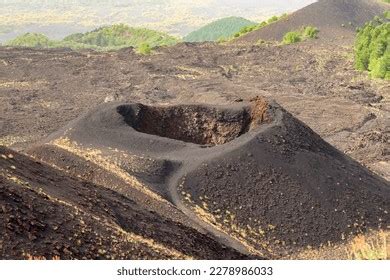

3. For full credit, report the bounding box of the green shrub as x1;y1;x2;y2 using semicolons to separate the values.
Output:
355;17;390;80
229;14;288;40
258;21;268;28
282;26;320;45
303;26;319;39
232;24;257;38
137;43;152;55
268;16;279;24
283;31;302;44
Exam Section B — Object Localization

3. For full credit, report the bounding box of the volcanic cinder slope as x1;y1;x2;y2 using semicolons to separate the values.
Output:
0;146;252;260
0;0;389;260
28;99;390;259
237;0;388;44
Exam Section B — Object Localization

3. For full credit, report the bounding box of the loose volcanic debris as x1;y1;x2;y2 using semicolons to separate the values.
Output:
26;98;390;259
236;0;387;44
0;0;389;260
0;146;252;260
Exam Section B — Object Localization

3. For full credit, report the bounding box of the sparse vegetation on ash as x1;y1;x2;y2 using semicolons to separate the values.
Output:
231;14;288;41
282;26;319;44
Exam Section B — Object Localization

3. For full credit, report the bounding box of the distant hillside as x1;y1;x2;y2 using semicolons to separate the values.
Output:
184;17;256;42
6;33;54;48
5;24;179;51
63;24;179;48
237;0;389;44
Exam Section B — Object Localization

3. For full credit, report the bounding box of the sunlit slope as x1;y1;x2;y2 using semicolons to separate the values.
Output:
236;0;388;44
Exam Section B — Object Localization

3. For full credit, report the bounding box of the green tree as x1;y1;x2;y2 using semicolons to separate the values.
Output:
355;17;389;79
184;17;257;42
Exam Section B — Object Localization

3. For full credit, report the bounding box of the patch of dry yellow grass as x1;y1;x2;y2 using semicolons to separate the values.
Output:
347;231;389;260
0;80;48;90
181;189;268;257
1;170;190;260
52;137;164;202
176;66;205;80
0;135;32;147
26;255;61;260
287;230;390;260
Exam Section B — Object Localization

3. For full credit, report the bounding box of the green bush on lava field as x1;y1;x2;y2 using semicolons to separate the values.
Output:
355;16;390;80
282;31;302;44
137;43;152;55
282;26;319;44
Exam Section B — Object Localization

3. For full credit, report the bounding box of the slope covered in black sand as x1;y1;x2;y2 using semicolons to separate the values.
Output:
0;146;251;260
236;0;388;44
28;98;390;259
1;39;388;181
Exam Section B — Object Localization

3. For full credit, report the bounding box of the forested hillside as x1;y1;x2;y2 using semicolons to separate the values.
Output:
184;17;256;42
5;24;179;51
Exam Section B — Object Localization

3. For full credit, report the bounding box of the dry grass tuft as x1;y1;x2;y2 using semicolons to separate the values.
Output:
0;80;47;90
52;137;164;202
0;135;32;147
348;231;389;260
26;254;61;260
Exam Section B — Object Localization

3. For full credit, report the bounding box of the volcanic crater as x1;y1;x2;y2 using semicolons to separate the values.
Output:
117;99;269;146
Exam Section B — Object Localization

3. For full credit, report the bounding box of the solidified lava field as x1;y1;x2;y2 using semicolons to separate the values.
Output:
1;0;389;260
